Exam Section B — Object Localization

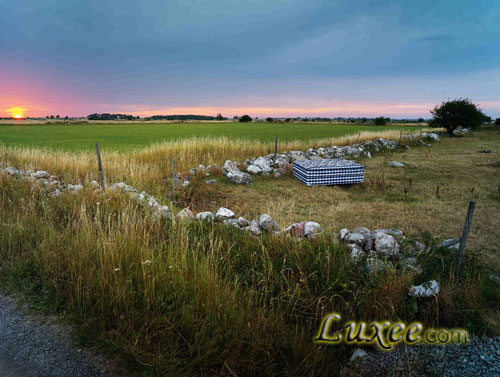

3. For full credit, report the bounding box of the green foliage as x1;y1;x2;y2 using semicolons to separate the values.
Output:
147;114;216;120
266;117;273;122
374;116;386;125
239;114;252;122
495;118;500;126
0;122;414;151
430;98;486;136
87;113;136;120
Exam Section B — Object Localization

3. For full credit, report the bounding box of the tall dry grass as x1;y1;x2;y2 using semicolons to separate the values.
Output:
1;130;410;193
0;155;496;376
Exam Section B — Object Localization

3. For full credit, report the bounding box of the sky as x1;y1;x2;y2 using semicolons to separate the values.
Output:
1;0;499;119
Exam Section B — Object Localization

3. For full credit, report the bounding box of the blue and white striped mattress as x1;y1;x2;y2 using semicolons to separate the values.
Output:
293;159;364;186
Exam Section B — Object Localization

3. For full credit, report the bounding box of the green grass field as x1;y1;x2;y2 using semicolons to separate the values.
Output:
0;121;418;152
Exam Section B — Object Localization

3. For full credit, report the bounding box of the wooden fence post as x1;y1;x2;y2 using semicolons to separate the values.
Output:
274;135;278;167
356;132;361;144
399;130;403;144
455;201;476;279
172;158;176;200
95;143;105;190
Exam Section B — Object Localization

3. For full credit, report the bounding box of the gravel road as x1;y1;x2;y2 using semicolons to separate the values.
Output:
353;336;500;377
0;294;122;377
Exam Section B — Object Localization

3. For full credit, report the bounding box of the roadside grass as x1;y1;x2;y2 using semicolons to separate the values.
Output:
0;121;418;152
184;129;500;273
0;175;498;377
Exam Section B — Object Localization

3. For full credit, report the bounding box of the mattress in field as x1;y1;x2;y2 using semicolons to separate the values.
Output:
293;159;364;186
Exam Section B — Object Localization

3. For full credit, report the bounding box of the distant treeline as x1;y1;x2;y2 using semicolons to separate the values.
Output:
146;114;221;120
87;113;139;120
86;113;228;121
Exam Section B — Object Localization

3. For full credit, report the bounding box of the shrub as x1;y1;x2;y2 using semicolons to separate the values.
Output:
430;98;486;137
495;118;500;126
239;115;252;123
374;116;386;125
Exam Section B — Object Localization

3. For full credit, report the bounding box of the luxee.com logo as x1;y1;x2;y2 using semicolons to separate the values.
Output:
314;313;469;350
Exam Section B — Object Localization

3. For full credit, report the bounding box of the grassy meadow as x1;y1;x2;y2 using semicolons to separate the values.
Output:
0;121;417;151
0;122;499;376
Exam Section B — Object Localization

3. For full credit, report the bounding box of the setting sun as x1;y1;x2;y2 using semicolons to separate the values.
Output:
6;106;27;119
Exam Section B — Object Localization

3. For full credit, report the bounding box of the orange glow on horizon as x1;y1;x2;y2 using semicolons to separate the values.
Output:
6;106;28;119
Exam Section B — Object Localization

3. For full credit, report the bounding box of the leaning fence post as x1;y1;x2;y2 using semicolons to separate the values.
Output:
356;132;361;144
455;201;476;279
95;143;105;190
399;130;403;144
172;158;176;200
274;135;278;167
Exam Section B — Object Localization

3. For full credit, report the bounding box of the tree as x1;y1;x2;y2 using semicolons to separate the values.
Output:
239;115;252;123
430;98;486;137
418;118;424;123
374;116;386;125
266;117;273;122
361;117;367;123
495;118;500;126
216;113;224;120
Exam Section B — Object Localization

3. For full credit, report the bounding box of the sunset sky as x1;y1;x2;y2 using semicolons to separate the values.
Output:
1;0;499;118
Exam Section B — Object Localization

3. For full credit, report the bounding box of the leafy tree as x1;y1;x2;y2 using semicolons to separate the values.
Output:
495;118;500;126
284;118;291;122
361;117;367;123
430;98;486;137
239;115;252;123
266;117;273;122
216;113;225;120
418;118;424;123
374;116;386;125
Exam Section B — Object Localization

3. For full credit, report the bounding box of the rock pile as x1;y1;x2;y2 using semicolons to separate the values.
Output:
388;161;405;168
215;133;439;184
0;167;171;218
177;205;324;239
222;160;253;185
338;227;441;297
